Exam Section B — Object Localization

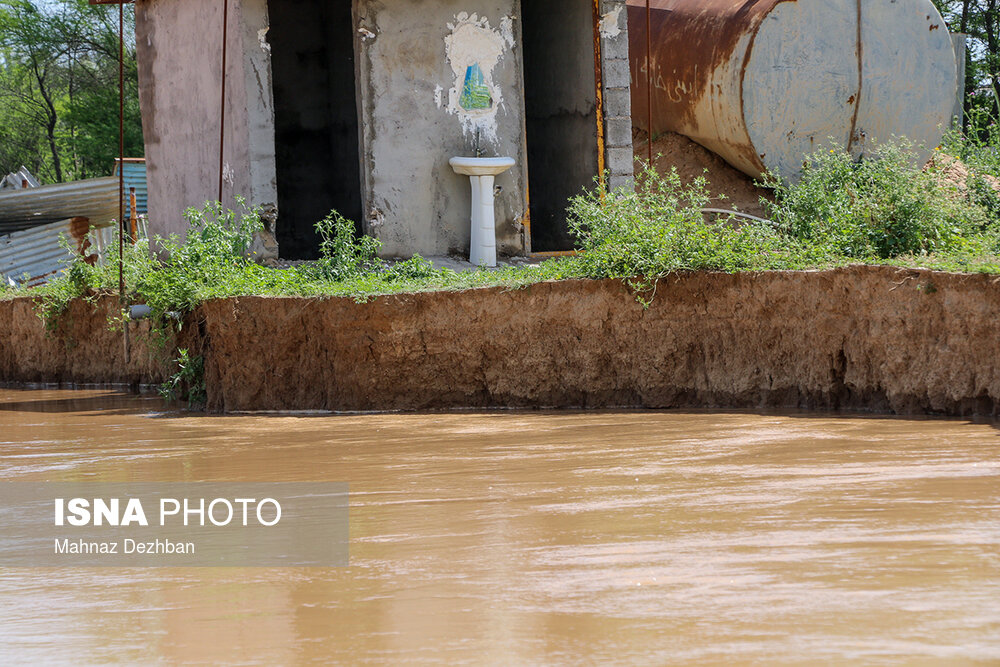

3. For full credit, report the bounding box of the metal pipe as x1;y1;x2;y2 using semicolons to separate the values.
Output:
118;1;124;301
701;208;773;225
530;250;579;258
118;0;130;364
128;305;181;321
591;0;606;190
645;0;652;166
129;187;138;241
847;0;864;156
218;0;229;204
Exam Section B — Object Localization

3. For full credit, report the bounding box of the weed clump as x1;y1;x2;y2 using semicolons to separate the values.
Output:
159;348;205;409
307;211;381;281
566;166;787;283
762;141;988;259
134;200;263;317
19;136;1000;328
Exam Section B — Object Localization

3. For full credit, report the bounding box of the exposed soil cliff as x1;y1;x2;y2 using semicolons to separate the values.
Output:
0;297;189;387
2;267;999;416
196;267;1000;415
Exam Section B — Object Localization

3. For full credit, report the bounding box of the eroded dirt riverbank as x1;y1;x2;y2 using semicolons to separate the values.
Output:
1;266;999;414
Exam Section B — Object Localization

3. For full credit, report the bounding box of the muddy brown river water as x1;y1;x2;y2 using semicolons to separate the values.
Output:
0;388;998;665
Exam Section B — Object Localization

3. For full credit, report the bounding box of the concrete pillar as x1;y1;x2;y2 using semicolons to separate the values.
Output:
952;33;967;127
599;0;634;192
136;0;276;243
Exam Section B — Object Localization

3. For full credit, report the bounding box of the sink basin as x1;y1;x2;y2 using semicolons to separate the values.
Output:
449;156;515;177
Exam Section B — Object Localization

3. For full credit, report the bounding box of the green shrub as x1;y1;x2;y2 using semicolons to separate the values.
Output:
159;348;206;409
31;200;265;332
309;210;381;281
33;203;452;331
764;141;986;259
34;239;105;330
566;165;786;281
966;173;1000;224
944;107;1000;183
383;254;436;281
133;200;263;316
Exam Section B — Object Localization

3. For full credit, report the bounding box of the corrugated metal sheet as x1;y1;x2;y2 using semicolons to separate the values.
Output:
114;159;148;218
0;167;40;191
0;218;114;287
0;177;119;235
89;225;118;267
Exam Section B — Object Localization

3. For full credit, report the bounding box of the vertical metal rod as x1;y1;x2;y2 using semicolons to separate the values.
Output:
646;0;653;166
591;0;606;192
218;0;229;204
118;0;130;364
118;0;124;298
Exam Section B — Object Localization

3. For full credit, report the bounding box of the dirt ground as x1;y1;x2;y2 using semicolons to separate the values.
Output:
6;267;1000;416
633;130;773;218
927;151;1000;197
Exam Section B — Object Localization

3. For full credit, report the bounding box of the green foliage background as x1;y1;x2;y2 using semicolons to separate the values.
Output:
0;0;142;183
934;1;1000;136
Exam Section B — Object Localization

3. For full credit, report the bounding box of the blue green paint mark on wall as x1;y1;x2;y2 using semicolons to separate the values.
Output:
460;64;492;111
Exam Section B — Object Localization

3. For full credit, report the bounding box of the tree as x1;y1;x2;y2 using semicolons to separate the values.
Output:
0;0;142;183
933;1;1000;134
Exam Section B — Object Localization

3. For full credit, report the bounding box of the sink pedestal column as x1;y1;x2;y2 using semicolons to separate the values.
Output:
449;157;515;268
468;174;497;267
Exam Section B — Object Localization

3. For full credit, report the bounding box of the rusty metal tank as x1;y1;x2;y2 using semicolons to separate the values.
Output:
627;0;958;180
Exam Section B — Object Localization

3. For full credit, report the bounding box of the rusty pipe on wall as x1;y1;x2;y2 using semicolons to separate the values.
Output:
218;0;230;204
118;0;130;363
627;0;958;181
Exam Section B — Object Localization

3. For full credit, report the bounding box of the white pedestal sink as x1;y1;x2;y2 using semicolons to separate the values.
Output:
449;156;515;267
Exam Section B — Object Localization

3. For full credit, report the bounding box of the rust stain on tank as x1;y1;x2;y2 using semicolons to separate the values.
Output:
627;0;784;136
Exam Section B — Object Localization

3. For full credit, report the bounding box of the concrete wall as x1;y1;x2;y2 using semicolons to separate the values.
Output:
355;1;527;257
136;0;276;240
135;0;632;259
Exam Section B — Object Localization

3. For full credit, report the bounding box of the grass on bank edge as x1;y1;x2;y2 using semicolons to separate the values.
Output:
8;137;1000;329
6;137;1000;406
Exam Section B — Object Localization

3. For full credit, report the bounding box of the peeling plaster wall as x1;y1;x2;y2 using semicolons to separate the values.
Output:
443;13;516;143
136;0;276;240
135;0;631;259
355;1;526;257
